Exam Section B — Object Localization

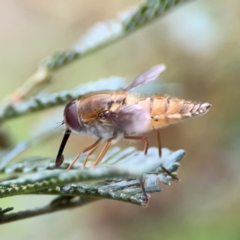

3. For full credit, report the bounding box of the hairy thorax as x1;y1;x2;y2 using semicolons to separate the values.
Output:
76;91;152;138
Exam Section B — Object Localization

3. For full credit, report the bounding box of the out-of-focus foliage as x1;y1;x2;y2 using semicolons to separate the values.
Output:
0;0;240;239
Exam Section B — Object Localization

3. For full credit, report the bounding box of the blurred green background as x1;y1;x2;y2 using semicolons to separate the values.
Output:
1;0;240;239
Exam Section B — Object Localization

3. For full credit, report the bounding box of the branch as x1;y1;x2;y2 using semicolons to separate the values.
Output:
0;147;184;194
0;196;97;224
0;147;185;223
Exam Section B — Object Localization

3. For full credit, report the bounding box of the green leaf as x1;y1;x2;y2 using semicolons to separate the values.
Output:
0;147;185;201
0;77;125;122
0;146;185;223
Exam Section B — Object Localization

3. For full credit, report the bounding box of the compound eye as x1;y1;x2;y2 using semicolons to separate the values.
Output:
64;101;82;132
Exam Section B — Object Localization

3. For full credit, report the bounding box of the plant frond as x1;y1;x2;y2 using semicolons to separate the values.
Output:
0;77;125;122
0;147;185;198
0;147;185;223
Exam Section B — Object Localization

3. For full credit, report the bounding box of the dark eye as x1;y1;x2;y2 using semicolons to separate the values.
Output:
64;101;82;132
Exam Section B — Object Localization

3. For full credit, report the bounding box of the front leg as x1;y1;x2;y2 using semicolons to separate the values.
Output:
93;137;116;167
67;138;102;170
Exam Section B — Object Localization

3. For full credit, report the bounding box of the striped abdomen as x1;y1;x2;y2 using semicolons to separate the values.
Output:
149;95;211;130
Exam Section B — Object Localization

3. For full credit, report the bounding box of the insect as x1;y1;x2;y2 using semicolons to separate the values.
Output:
55;64;211;201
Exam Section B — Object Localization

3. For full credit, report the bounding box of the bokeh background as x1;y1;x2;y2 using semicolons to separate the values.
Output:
1;0;240;239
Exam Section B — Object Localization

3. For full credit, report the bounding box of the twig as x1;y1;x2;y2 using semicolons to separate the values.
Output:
0;196;97;224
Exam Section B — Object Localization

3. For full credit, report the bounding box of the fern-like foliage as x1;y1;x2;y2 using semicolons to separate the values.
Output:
0;77;125;122
0;147;185;223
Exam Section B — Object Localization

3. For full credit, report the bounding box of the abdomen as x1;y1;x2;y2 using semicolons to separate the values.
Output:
150;95;211;129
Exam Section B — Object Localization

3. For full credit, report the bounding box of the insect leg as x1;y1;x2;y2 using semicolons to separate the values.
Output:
156;130;180;181
67;138;102;170
161;165;180;181
82;141;101;168
124;135;149;203
156;129;162;157
93;137;116;167
124;135;149;155
139;174;149;205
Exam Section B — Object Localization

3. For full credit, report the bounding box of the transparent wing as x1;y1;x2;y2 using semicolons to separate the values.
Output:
125;64;166;92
